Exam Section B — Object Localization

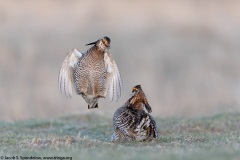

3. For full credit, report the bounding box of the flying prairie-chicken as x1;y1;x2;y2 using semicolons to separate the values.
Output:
112;85;158;142
58;36;123;109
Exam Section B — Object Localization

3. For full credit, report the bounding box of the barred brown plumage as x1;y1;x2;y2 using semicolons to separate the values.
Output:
58;37;123;109
112;85;158;142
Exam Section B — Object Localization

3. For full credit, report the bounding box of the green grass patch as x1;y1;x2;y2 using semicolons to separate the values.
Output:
0;112;240;160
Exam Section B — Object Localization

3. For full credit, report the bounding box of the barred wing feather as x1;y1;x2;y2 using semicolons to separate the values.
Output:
104;52;123;102
58;49;82;98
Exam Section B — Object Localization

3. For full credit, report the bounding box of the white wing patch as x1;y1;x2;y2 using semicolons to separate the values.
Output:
58;48;82;98
104;52;123;102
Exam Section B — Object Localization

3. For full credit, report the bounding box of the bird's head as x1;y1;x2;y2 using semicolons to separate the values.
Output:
86;36;111;50
132;85;142;94
130;85;152;113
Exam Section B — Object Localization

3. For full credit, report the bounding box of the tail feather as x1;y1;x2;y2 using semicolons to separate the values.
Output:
81;94;100;109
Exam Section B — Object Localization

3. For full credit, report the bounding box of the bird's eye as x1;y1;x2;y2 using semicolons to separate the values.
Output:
132;88;137;92
103;39;107;45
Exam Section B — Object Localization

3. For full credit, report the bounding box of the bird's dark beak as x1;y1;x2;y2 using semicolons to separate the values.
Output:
85;41;97;46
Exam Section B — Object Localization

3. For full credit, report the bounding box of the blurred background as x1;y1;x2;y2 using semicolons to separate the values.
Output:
1;0;240;121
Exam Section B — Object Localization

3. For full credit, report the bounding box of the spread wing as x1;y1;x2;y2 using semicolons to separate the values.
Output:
58;48;83;98
104;52;123;102
113;109;136;139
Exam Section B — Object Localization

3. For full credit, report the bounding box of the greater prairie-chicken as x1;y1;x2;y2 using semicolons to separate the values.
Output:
58;37;123;109
112;85;158;142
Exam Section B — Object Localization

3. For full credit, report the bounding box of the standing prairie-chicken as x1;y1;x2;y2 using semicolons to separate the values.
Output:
112;85;158;142
58;36;123;109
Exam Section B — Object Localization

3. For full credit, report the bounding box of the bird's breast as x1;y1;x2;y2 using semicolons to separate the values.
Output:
78;50;105;72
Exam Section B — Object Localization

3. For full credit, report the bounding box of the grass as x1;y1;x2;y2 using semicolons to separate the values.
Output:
0;113;240;160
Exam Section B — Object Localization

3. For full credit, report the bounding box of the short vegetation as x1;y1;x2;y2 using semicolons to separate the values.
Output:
0;112;240;160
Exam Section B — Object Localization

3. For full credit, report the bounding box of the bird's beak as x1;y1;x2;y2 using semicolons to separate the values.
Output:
85;41;97;46
132;87;137;92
